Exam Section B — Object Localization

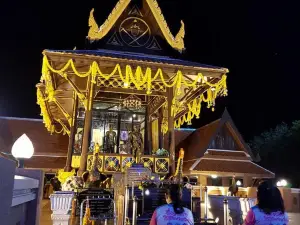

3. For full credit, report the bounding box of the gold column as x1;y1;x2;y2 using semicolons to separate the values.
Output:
64;93;78;172
158;107;164;149
167;87;175;172
78;76;94;176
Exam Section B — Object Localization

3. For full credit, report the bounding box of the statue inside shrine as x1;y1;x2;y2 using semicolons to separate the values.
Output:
128;125;143;163
82;143;107;188
105;124;116;153
74;129;83;154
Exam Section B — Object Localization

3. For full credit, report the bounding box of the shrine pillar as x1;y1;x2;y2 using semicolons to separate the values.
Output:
167;87;175;172
78;76;94;176
64;93;78;172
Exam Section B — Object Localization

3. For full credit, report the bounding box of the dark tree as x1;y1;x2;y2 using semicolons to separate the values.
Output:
249;121;300;187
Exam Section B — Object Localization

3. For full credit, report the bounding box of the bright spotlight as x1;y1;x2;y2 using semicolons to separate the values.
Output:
280;179;287;187
277;179;288;187
211;174;218;179
236;180;242;186
145;189;150;196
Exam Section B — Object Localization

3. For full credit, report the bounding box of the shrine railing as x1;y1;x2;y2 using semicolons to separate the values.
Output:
71;153;169;174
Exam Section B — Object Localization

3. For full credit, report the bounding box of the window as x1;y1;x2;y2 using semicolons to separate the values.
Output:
211;177;222;186
90;102;146;154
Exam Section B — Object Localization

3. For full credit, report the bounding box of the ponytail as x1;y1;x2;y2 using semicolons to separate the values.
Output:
167;184;184;214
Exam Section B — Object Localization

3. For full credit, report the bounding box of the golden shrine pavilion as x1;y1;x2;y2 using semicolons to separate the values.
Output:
36;0;228;177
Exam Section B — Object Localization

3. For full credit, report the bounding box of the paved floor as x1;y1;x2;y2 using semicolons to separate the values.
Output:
288;213;300;225
40;200;52;225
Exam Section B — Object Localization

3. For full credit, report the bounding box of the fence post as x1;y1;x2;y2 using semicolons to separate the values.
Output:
132;196;137;225
223;198;228;225
204;186;208;222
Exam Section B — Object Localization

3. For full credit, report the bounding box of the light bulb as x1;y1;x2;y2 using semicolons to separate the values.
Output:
236;180;242;186
211;174;218;179
11;134;34;159
133;114;136;118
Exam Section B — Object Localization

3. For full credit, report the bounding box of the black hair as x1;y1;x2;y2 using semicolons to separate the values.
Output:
257;181;285;214
166;184;184;214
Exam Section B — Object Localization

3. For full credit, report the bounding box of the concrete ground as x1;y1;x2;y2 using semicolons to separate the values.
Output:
40;200;52;225
288;213;300;225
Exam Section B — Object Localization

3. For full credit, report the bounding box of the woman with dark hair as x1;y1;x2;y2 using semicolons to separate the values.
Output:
244;181;289;225
150;184;194;225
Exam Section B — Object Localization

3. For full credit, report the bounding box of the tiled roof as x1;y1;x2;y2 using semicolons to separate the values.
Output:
205;149;250;158
175;129;195;147
191;159;274;178
0;117;69;169
46;49;227;71
176;119;220;160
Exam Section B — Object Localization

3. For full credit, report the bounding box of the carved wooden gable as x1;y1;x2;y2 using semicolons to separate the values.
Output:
209;123;240;151
87;0;185;55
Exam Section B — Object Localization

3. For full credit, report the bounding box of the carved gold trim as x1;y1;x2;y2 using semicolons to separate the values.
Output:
88;0;131;40
87;0;185;52
146;0;185;52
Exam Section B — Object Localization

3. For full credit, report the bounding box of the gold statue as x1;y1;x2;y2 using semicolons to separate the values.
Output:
82;143;106;188
105;124;116;153
128;125;143;163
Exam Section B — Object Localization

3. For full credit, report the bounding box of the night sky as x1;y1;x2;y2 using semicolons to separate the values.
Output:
0;0;299;140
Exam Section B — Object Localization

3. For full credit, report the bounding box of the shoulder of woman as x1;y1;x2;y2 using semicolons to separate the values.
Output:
250;205;259;212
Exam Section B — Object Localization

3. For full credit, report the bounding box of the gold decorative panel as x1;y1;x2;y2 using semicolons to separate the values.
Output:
104;156;121;172
141;157;154;170
71;155;81;168
87;155;104;172
155;158;169;174
121;156;135;172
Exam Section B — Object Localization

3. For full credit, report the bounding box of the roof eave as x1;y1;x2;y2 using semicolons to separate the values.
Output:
43;50;229;74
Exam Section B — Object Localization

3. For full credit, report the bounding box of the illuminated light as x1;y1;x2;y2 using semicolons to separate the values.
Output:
129;117;132;121
96;107;100;109
211;174;218;179
211;87;216;91
124;82;129;88
145;189;150;196
215;217;219;223
236;180;242;186
11;134;34;159
277;179;288;187
281;179;287;187
133;114;136;118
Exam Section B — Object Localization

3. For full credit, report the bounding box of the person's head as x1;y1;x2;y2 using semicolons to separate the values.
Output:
165;184;184;214
257;181;285;214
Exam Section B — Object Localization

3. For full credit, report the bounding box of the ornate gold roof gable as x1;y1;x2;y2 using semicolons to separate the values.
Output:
88;0;185;52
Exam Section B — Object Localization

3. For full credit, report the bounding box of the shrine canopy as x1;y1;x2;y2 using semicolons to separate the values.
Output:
36;0;229;136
